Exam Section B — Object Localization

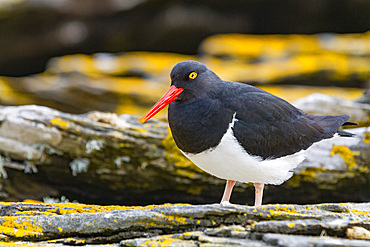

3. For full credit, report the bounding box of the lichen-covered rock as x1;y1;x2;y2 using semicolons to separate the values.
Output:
0;105;368;205
0;202;368;246
200;33;370;86
0;71;365;117
293;93;370;125
1;0;369;77
346;226;370;240
201;33;370;58
121;231;370;247
255;233;370;247
0;45;367;115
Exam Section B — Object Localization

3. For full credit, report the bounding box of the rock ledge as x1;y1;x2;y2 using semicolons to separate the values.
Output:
0;202;369;246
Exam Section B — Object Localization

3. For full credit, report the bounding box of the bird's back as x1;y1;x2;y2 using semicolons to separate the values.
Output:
227;82;353;159
170;80;353;159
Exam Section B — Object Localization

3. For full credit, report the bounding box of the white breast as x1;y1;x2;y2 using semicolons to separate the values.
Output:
181;114;306;185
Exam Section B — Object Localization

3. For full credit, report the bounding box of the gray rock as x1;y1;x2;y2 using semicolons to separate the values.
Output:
0;202;368;246
260;233;370;247
0;105;368;205
293;93;370;124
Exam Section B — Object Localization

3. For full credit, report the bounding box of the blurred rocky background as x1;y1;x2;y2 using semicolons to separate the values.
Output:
0;0;369;207
0;1;369;246
1;0;369;77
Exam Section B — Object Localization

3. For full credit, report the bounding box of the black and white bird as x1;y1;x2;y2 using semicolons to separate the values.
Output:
141;60;355;206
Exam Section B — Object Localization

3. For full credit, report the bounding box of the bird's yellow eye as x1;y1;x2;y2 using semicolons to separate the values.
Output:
189;72;197;79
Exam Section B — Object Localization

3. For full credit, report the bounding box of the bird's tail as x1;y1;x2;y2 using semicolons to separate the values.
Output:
310;114;357;138
337;121;357;137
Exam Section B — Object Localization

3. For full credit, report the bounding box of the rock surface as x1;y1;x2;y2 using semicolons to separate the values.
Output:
293;93;370;125
0;49;367;115
0;105;368;205
0;202;368;246
1;1;369;76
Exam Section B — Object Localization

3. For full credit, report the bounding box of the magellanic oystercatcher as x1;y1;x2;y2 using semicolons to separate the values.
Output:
141;60;355;206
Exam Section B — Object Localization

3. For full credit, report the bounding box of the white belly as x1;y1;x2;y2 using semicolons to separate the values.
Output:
181;117;306;185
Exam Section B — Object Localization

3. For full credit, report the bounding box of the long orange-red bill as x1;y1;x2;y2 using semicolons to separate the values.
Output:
141;85;184;123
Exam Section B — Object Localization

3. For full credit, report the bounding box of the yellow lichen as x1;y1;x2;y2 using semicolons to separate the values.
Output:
176;169;198;180
330;145;360;170
164;215;188;225
162;130;203;173
0;216;44;238
0;241;42;247
358;166;369;173
49;117;70;128
22;199;43;204
201;33;370;58
287;223;296;228
299;169;317;181
136;214;188;228
0;77;36;105
286;175;301;187
363;132;370;143
0;201;133;216
291;167;329;185
200;32;370;83
47;51;195;77
186;186;203;195
48;238;87;244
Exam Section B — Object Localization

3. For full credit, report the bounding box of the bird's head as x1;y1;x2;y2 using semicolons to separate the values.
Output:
141;60;220;123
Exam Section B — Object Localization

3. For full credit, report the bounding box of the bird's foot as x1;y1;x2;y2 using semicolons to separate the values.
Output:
220;180;236;203
254;183;264;206
220;201;233;207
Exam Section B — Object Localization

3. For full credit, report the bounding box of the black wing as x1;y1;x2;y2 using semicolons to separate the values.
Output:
230;85;351;159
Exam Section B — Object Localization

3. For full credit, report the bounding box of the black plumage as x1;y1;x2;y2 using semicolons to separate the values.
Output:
168;61;354;159
141;60;356;206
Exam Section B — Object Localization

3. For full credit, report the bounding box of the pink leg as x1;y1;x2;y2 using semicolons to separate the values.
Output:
220;180;236;203
254;183;264;206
